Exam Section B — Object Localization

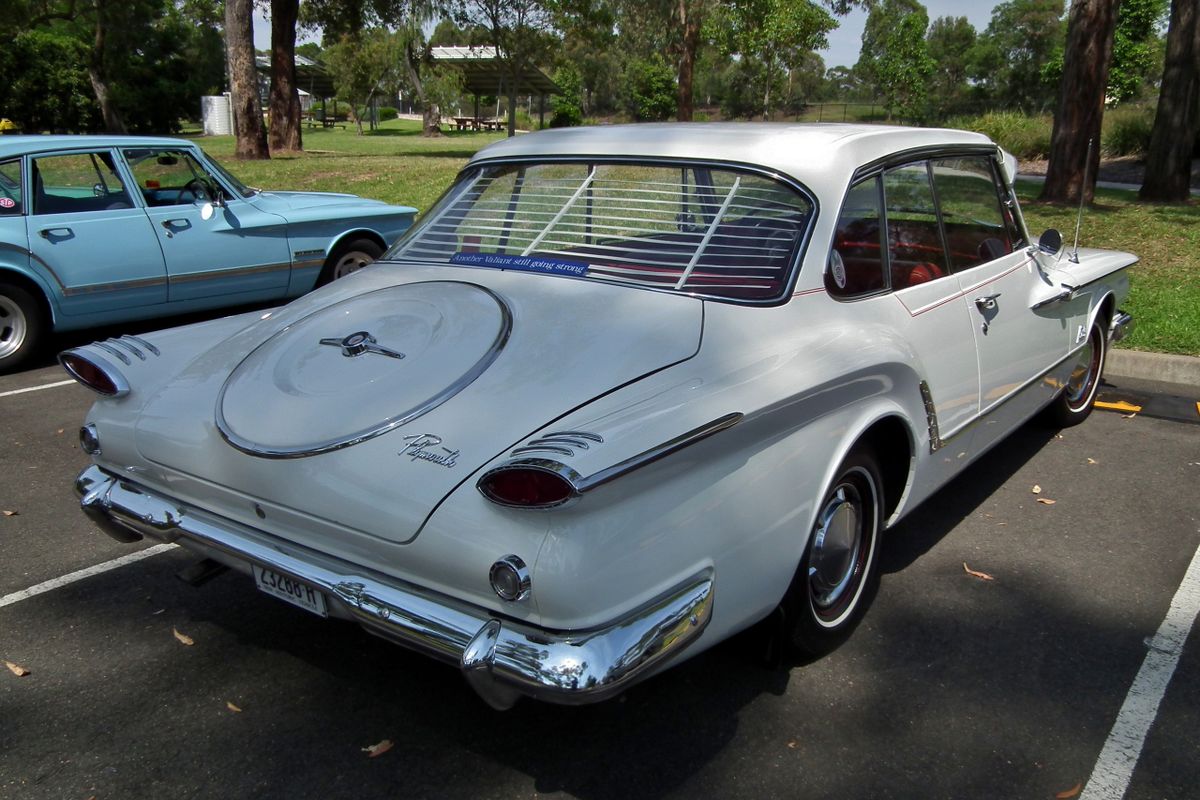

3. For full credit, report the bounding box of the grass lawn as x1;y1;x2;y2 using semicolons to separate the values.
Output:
191;120;1198;356
1020;186;1200;356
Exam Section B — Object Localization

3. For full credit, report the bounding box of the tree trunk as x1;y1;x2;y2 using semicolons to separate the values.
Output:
403;42;441;137
676;0;701;122
225;0;269;159
1140;0;1200;201
1041;0;1121;204
269;0;303;153
89;0;126;134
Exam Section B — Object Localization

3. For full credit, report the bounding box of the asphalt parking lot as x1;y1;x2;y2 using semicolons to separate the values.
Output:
2;355;1197;800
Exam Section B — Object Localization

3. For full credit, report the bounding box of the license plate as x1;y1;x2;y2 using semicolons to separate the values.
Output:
253;565;328;617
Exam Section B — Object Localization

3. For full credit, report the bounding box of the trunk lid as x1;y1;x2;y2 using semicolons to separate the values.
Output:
133;269;702;543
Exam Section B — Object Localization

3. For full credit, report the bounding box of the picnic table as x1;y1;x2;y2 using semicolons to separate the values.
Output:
451;116;505;132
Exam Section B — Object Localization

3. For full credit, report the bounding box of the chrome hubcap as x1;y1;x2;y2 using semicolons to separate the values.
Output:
0;294;27;360
333;250;373;280
1065;331;1099;410
809;484;863;614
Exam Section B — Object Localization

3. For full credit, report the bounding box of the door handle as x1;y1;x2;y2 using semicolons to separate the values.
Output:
160;218;189;238
39;227;73;238
974;293;1001;311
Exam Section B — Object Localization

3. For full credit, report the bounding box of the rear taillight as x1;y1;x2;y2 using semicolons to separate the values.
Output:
59;351;129;397
477;464;578;509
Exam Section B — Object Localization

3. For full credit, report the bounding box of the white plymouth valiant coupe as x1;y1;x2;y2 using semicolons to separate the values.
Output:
63;124;1135;708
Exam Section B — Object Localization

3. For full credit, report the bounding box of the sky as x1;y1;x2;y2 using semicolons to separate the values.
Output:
817;0;999;70
253;1;1002;70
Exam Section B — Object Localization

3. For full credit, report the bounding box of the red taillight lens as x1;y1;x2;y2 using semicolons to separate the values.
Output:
478;467;576;508
59;352;126;396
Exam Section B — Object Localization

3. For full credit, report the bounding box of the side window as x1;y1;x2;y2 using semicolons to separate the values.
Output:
0;159;21;214
883;163;949;289
123;148;221;207
32;152;132;215
929;156;1015;272
827;176;885;297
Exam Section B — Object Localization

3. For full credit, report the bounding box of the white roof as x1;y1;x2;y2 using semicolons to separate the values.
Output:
468;123;998;201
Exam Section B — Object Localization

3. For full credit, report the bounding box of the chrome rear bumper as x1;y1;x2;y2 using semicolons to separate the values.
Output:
75;465;713;708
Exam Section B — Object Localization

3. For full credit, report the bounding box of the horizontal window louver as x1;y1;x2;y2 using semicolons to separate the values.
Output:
393;162;813;302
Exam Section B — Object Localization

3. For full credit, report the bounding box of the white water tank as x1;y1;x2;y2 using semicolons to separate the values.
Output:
201;94;233;136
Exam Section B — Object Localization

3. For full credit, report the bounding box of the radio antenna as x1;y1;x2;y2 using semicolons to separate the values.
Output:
1070;137;1094;264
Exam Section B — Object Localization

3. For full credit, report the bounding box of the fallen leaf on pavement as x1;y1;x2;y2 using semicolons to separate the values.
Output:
1056;782;1083;799
56;428;64;435
5;661;31;677
2;510;17;517
226;701;242;713
1032;485;1042;494
963;563;994;581
1087;458;1097;465
1036;498;1057;505
363;739;394;758
787;740;797;749
173;628;194;646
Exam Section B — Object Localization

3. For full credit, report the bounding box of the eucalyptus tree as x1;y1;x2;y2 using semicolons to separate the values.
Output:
1140;0;1200;201
227;0;269;157
269;0;304;152
1041;0;1122;205
710;0;836;119
855;0;934;121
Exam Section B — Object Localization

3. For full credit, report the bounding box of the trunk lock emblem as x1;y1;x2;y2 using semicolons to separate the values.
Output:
319;331;406;360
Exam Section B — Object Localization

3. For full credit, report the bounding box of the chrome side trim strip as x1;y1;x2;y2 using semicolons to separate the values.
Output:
74;465;714;708
107;337;146;361
121;334;160;356
93;341;131;366
169;261;292;285
479;413;743;507
919;381;944;453
576;412;743;493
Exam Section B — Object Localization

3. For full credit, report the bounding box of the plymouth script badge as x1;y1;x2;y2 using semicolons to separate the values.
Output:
400;433;459;468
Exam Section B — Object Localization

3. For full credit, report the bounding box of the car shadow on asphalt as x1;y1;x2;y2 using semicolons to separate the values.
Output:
878;420;1061;575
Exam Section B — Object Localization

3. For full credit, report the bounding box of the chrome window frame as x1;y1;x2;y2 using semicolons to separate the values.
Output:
383;156;820;308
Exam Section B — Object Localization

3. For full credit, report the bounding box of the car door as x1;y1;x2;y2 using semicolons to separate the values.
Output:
120;147;291;303
827;169;980;444
26;149;167;316
929;155;1067;422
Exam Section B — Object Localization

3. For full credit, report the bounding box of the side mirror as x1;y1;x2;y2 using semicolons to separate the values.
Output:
1038;229;1063;255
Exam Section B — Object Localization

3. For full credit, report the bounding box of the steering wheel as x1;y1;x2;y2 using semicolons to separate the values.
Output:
183;178;211;203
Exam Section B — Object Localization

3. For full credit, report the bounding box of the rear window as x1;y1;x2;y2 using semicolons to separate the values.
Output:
389;161;813;302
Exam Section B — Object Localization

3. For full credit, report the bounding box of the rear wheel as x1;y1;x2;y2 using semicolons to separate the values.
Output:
784;447;883;656
0;282;46;373
1045;319;1106;427
319;237;383;286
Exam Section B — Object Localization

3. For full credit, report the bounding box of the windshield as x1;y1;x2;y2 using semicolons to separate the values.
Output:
387;160;814;302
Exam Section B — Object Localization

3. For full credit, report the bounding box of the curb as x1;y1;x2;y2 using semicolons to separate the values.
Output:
1108;349;1200;389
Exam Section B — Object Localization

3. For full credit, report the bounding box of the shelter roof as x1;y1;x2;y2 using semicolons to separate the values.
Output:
431;46;559;96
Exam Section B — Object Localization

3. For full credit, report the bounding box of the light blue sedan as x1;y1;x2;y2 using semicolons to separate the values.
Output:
0;135;416;371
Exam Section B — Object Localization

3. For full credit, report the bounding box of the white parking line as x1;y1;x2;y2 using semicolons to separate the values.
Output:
1081;539;1200;800
0;379;76;398
0;544;177;610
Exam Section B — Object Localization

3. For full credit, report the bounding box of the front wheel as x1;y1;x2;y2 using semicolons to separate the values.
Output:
783;448;884;657
0;283;47;373
319;237;383;286
1044;319;1106;428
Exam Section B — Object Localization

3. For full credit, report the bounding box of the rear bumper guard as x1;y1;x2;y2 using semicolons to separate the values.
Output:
75;464;714;709
1109;309;1134;342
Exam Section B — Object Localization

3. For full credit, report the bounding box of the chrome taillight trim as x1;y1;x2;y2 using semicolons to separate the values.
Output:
58;348;131;398
478;412;743;508
477;458;585;509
